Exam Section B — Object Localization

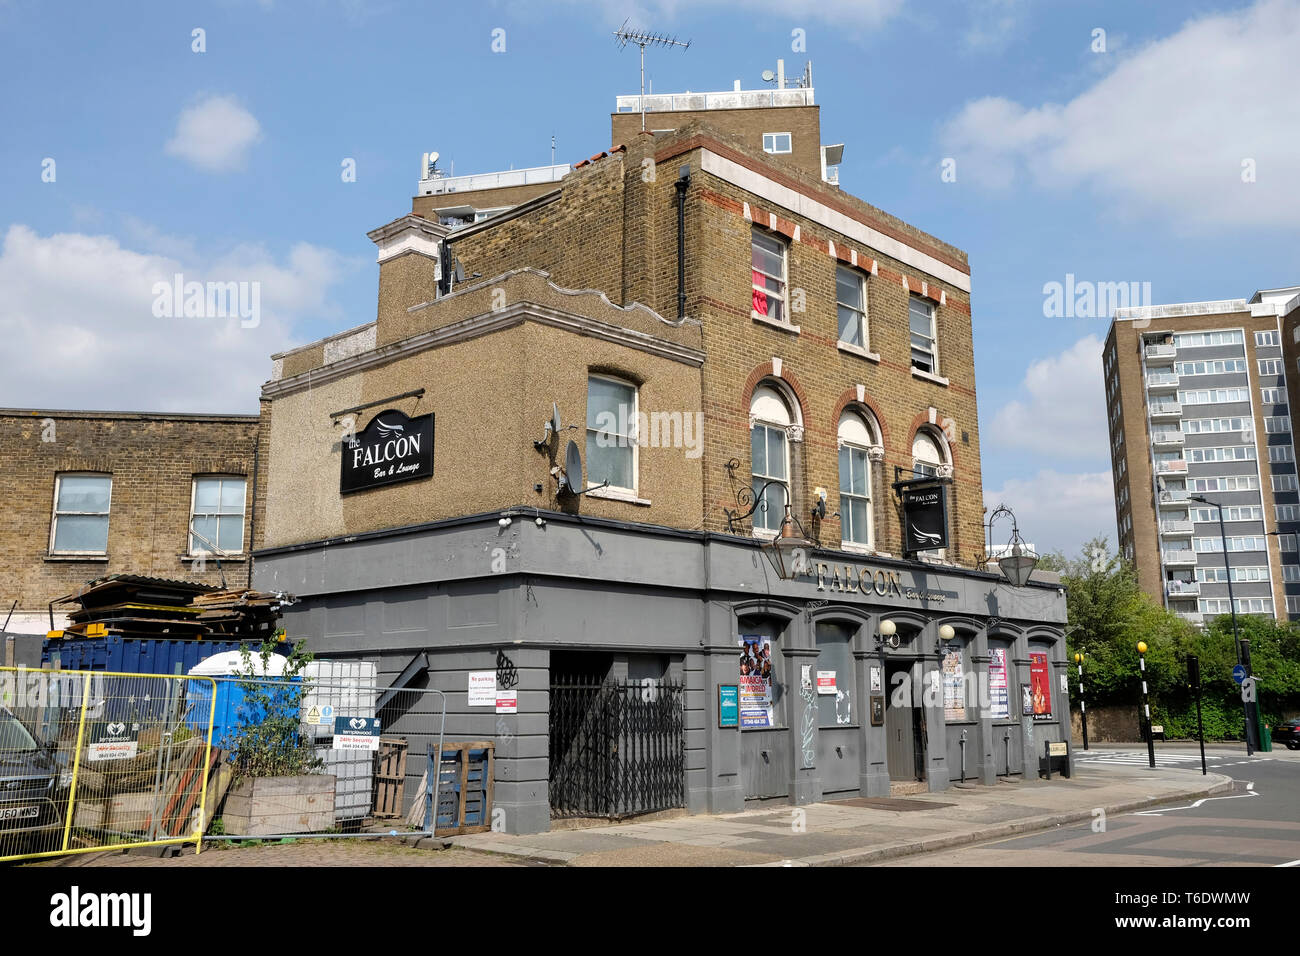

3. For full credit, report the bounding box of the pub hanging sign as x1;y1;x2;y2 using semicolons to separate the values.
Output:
899;479;949;555
341;409;434;494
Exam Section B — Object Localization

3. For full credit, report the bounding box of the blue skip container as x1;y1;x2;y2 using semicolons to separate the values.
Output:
186;650;295;748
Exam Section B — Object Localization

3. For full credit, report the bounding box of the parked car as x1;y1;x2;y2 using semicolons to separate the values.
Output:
1272;718;1300;750
0;707;65;857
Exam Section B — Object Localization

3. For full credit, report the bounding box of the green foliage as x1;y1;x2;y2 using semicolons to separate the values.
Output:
229;639;323;779
1054;537;1300;740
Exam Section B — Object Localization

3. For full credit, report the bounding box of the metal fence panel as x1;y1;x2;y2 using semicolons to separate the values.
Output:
0;666;217;863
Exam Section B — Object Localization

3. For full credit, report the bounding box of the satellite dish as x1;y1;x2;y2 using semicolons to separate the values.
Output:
551;403;563;437
428;151;440;166
563;440;583;494
761;69;775;82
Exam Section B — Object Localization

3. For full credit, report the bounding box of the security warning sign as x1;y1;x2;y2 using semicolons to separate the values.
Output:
87;721;139;762
333;716;381;751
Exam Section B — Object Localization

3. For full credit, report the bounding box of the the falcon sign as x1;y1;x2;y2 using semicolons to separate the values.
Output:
340;409;434;494
900;480;949;555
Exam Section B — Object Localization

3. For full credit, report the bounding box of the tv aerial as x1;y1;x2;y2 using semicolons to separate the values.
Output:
614;20;691;132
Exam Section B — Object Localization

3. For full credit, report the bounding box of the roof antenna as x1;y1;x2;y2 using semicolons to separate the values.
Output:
614;20;691;132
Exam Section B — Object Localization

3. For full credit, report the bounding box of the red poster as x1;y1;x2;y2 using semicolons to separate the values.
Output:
1029;652;1052;721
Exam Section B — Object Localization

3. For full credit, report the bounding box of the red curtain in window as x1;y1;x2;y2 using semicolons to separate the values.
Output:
752;269;768;315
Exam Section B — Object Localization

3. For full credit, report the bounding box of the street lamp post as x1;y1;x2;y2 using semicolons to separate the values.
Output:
1074;652;1088;751
1189;495;1255;755
1137;641;1155;769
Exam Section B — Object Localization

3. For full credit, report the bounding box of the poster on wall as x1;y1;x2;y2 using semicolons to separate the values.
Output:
988;648;1009;720
739;635;775;728
1028;651;1052;721
942;649;966;722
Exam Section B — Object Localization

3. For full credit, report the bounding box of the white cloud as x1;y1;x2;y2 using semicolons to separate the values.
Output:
963;0;1027;53
988;334;1107;461
0;224;357;413
940;0;1300;226
165;95;262;173
984;470;1115;558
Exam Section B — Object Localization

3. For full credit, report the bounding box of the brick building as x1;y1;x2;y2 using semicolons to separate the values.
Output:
1105;287;1300;623
0;409;259;636
253;74;1068;833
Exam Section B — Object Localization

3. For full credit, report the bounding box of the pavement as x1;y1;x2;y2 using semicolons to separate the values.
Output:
444;763;1233;867
28;744;1264;868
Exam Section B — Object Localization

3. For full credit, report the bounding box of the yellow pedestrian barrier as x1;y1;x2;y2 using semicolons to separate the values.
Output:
0;666;217;863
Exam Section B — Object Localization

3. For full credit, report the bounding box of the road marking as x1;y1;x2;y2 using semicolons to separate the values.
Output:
1132;781;1257;816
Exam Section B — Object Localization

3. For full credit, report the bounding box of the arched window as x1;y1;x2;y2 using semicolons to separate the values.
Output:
838;410;876;549
750;384;792;533
912;430;947;478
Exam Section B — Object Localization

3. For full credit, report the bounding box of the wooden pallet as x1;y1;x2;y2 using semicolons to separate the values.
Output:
372;737;408;819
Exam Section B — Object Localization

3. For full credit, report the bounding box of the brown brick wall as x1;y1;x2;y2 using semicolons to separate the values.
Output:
282;121;982;567
411;182;561;221
612;105;824;181
0;411;259;627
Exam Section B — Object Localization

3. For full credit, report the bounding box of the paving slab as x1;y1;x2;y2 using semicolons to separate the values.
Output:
445;765;1232;867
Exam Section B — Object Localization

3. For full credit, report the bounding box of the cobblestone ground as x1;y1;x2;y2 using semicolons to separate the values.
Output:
34;840;524;867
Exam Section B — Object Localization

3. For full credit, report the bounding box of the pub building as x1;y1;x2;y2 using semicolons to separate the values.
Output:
251;104;1070;833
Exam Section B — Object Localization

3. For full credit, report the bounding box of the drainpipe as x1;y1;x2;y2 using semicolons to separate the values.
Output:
675;165;690;320
248;430;260;588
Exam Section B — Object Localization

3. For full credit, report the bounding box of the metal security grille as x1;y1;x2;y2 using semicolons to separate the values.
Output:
548;677;685;819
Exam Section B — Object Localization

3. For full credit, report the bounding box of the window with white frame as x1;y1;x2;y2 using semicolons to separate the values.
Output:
912;430;947;478
1278;504;1300;521
1273;474;1298;493
1256;331;1280;347
189;477;246;555
1282;565;1300;583
1176;388;1250;405
762;132;792;154
50;474;112;554
909;295;938;374
1189;475;1259;492
1197;566;1269;583
836;265;867;349
1174;330;1244;348
1287;596;1300;614
1280;533;1298;551
751;229;788;323
1191;506;1262;523
586;375;638;492
838;411;875;548
1183;417;1251;433
1265;416;1292;433
750;384;793;534
1262;387;1287;404
1200;597;1273;615
1186;445;1255;463
1193;536;1267;552
1270;445;1295;462
1259;359;1283;376
1175;359;1246;375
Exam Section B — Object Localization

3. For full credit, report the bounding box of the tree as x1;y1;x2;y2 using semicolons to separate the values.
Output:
1044;536;1191;704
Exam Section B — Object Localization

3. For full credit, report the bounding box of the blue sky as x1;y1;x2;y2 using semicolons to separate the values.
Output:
3;0;1299;558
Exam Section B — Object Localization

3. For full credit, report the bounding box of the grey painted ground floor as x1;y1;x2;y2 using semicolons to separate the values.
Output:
253;510;1072;834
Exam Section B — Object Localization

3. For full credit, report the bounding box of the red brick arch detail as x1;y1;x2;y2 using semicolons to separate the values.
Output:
742;361;810;427
830;388;891;451
907;411;960;472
